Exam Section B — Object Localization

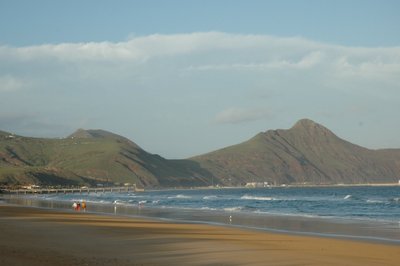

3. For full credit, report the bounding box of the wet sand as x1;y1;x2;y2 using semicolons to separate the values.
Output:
0;204;399;266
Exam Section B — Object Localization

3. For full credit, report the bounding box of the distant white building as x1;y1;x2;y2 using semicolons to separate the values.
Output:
245;182;269;188
22;185;40;190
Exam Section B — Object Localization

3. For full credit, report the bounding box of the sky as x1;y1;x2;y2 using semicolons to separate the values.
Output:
0;0;399;158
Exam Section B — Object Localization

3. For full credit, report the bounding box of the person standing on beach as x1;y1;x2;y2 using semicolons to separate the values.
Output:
81;201;86;211
72;202;77;210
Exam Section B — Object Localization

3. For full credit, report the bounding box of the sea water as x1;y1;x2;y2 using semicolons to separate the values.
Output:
4;186;400;243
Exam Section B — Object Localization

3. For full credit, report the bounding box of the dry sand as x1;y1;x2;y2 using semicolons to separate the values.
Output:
0;204;399;266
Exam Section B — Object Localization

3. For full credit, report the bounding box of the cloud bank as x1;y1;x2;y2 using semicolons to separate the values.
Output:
1;32;399;156
2;32;399;90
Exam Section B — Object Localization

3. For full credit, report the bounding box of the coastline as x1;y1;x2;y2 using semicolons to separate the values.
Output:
3;194;400;245
2;182;399;194
1;203;400;266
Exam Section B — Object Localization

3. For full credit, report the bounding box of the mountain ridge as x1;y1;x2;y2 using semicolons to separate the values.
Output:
0;130;212;187
191;119;400;185
68;129;142;149
1;119;400;187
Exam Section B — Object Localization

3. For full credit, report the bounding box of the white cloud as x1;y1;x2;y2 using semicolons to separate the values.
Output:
1;32;399;100
214;107;272;124
1;32;278;63
0;75;26;92
186;51;324;71
1;32;399;76
333;55;400;82
1;31;399;148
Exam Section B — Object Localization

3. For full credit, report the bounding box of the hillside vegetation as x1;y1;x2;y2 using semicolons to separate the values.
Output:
191;119;400;185
1;119;400;187
0;129;211;187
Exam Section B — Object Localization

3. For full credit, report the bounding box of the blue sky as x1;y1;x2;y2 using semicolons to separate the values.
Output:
1;0;399;46
1;0;400;158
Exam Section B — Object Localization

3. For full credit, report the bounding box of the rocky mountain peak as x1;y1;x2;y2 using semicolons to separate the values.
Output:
68;129;93;139
290;118;334;136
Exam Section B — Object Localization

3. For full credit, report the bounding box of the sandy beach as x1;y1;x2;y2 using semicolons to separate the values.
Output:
0;204;399;266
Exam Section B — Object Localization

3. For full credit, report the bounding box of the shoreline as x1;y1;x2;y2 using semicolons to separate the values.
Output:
1;203;400;265
3;195;400;245
1;182;399;193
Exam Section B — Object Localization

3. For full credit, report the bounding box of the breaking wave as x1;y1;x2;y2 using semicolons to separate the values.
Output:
241;195;275;201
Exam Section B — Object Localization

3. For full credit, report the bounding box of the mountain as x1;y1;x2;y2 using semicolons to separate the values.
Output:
68;129;140;146
0;129;211;187
2;120;400;187
191;119;400;185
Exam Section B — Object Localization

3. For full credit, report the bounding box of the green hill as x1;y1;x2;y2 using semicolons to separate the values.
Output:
0;130;211;187
2;119;400;187
191;119;400;185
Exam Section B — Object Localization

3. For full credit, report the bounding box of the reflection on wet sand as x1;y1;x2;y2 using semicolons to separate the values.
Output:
4;195;400;244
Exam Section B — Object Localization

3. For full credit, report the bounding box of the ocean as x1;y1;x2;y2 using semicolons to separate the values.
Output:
4;186;400;243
